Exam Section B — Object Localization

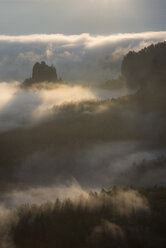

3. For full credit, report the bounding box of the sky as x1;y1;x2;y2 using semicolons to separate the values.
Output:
0;0;166;35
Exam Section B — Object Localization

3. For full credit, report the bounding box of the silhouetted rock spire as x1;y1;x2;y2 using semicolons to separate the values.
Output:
32;61;58;82
23;61;60;87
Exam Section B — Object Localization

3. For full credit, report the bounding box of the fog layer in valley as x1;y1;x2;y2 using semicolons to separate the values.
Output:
1;40;166;208
0;34;166;247
0;82;130;132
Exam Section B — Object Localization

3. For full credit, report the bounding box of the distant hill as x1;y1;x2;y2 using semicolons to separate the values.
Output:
100;42;166;110
102;76;126;90
122;42;166;90
121;42;166;110
102;42;166;98
23;61;61;87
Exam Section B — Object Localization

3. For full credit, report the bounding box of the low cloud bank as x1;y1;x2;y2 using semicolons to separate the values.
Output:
0;83;166;193
0;32;166;82
0;82;129;132
13;142;166;189
0;82;94;131
0;139;166;201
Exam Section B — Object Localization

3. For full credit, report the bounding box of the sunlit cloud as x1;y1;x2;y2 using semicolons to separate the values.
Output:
0;82;20;109
0;31;165;83
0;31;166;45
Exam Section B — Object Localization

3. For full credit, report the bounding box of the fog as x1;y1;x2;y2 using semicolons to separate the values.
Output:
0;78;166;207
0;32;165;83
0;82;130;132
0;187;150;248
0;37;166;248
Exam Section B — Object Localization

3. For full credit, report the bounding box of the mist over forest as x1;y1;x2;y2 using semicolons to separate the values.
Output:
0;37;166;248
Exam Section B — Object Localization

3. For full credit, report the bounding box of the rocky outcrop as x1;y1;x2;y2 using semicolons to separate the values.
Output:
23;61;60;86
32;61;58;82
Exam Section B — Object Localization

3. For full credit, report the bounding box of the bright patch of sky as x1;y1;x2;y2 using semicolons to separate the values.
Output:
0;0;165;35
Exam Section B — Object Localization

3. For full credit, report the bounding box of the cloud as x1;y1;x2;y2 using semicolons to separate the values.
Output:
0;32;166;44
0;83;42;131
0;35;166;205
0;32;165;82
0;205;17;248
0;82;19;109
0;186;150;248
1;180;90;209
0;82;95;131
0;81;130;132
0;179;149;214
92;220;124;239
0;81;166;192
